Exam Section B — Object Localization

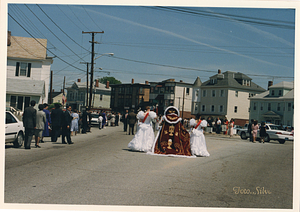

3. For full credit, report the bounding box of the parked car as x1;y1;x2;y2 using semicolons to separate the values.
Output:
89;113;100;126
6;106;23;120
5;111;24;147
238;123;293;144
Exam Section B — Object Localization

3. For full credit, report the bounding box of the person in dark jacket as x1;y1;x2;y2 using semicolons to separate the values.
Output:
122;110;129;132
259;122;267;143
50;103;63;142
248;119;254;142
23;100;37;149
81;108;88;133
61;105;73;144
127;109;137;135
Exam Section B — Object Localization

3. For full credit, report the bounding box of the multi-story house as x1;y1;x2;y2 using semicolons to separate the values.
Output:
149;79;194;118
110;79;150;113
198;70;265;126
249;81;294;126
191;77;202;115
66;79;111;111
6;31;53;110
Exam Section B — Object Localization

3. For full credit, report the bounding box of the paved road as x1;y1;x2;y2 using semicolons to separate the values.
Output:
5;125;293;210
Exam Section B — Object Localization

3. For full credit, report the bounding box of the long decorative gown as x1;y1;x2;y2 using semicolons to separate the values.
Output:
149;106;194;158
127;110;157;152
189;119;210;157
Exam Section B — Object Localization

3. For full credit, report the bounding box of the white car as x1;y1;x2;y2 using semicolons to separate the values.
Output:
238;123;293;144
5;111;24;147
89;113;100;126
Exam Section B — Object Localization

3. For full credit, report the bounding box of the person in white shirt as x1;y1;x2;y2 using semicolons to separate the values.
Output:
98;113;103;129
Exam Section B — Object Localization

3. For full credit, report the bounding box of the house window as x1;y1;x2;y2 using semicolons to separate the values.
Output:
212;90;216;97
10;96;17;108
278;90;282;96
271;90;275;96
288;103;292;111
261;103;263;110
201;105;206;112
80;92;84;100
69;92;73;100
219;105;223;112
15;62;31;77
170;86;174;94
234;106;238;113
186;88;190;95
151;87;154;93
235;91;238;97
100;94;103;101
253;103;257;110
268;103;271;111
195;104;198;111
195;90;199;97
220;90;224;97
202;90;206;97
211;105;215;112
277;103;280;111
159;87;164;94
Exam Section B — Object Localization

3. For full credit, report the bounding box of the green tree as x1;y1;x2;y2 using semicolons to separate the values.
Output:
98;76;121;85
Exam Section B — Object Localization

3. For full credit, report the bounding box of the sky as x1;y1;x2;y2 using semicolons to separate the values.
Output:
6;2;295;92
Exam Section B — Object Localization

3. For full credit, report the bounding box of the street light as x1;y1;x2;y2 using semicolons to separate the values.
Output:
94;53;114;60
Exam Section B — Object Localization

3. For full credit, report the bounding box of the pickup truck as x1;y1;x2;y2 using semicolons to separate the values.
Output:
238;123;293;144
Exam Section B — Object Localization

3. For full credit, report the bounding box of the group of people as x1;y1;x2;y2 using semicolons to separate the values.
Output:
247;119;267;143
126;106;210;158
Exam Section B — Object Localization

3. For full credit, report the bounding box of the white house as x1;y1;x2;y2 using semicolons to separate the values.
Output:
191;76;202;115
198;70;266;126
66;79;111;111
249;81;294;126
6;32;53;110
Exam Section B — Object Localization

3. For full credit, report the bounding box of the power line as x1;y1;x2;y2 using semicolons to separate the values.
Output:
67;5;92;32
111;55;294;79
36;4;90;53
8;13;86;72
82;5;104;32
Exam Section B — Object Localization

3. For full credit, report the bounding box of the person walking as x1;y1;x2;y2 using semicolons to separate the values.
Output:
122;110;129;132
115;112;120;126
50;103;63;142
35;104;46;148
259;122;267;143
127;106;157;152
71;109;79;136
189;113;210;157
23;100;37;149
229;119;234;138
252;120;259;143
41;103;51;143
98;112;103;129
81;108;88;134
127;109;137;135
61;105;74;144
110;113;115;126
216;117;221;134
248;119;254;142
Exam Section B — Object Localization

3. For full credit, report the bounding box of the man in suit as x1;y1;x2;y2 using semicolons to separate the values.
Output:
127;109;137;135
122;110;129;132
61;105;73;144
50;103;63;142
23;100;37;149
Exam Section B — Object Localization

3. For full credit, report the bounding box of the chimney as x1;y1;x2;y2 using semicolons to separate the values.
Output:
78;79;81;82
268;81;273;90
95;79;99;87
131;79;134;84
52;89;55;92
180;80;183;82
218;69;221;74
145;81;149;84
61;89;63;92
106;81;110;89
7;31;11;46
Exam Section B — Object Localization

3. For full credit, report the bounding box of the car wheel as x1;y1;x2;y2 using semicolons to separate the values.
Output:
278;139;286;144
241;132;247;140
13;132;24;148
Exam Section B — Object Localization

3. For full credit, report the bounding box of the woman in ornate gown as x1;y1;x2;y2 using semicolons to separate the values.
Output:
127;106;157;152
189;113;210;157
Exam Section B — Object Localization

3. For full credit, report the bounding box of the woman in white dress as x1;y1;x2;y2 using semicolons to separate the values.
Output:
128;106;157;152
189;113;210;157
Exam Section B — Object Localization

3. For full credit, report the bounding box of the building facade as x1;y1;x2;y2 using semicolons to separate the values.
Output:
66;79;111;111
6;32;53;111
110;79;150;113
149;79;194;118
198;70;266;126
249;81;294;126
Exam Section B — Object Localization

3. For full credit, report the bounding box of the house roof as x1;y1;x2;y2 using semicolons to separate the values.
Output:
68;82;111;91
269;81;294;89
6;78;45;96
201;71;265;92
7;35;48;60
193;77;202;87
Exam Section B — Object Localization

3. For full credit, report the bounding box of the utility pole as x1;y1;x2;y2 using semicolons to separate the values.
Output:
49;70;53;104
80;62;91;107
182;87;185;119
63;76;66;107
82;31;104;110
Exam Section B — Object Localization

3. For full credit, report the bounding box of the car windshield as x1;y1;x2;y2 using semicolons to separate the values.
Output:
269;125;280;130
91;113;99;118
